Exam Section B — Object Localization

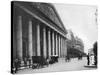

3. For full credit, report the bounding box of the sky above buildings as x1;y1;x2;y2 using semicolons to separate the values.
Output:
54;4;98;54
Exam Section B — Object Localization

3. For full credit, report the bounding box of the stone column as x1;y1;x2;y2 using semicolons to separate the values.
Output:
52;31;55;56
56;33;58;56
48;29;51;57
66;40;67;56
59;35;61;57
37;24;40;56
43;27;47;58
60;37;62;57
63;39;65;57
63;38;64;57
17;16;24;66
60;37;63;57
62;38;64;57
28;20;33;65
65;39;67;56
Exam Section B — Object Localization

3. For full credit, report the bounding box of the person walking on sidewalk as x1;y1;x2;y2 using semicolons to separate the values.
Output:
87;53;90;65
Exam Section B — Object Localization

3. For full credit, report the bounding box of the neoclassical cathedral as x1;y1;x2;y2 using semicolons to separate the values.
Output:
12;1;67;68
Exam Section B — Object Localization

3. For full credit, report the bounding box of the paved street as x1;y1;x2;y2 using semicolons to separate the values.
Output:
16;57;96;74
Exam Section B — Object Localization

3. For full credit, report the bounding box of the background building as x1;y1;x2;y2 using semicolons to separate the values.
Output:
66;30;86;57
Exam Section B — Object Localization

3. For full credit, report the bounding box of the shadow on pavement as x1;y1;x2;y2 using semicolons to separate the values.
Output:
84;65;97;68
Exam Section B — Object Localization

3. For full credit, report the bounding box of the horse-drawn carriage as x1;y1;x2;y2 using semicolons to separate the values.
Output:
32;56;48;69
49;55;59;64
32;55;59;69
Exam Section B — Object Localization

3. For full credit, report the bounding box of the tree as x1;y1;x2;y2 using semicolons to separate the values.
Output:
66;30;85;57
93;41;97;66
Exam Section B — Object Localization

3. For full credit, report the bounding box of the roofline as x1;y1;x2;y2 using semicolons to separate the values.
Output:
50;4;67;34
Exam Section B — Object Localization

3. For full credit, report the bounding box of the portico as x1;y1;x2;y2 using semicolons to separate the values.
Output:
12;1;67;68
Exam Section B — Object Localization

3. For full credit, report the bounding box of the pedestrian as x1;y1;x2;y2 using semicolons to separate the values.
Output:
14;58;19;73
87;54;90;65
65;55;70;62
24;57;27;67
78;56;80;60
28;58;31;68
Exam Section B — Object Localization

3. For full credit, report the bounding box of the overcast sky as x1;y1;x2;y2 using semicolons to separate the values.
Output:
54;4;98;53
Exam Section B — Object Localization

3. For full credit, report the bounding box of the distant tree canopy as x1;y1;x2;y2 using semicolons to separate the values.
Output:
66;30;86;57
93;41;97;56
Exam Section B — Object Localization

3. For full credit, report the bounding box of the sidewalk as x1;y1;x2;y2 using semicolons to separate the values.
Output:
16;57;96;74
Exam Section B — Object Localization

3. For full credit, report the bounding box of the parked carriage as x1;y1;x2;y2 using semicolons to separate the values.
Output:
49;55;59;64
32;56;48;69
